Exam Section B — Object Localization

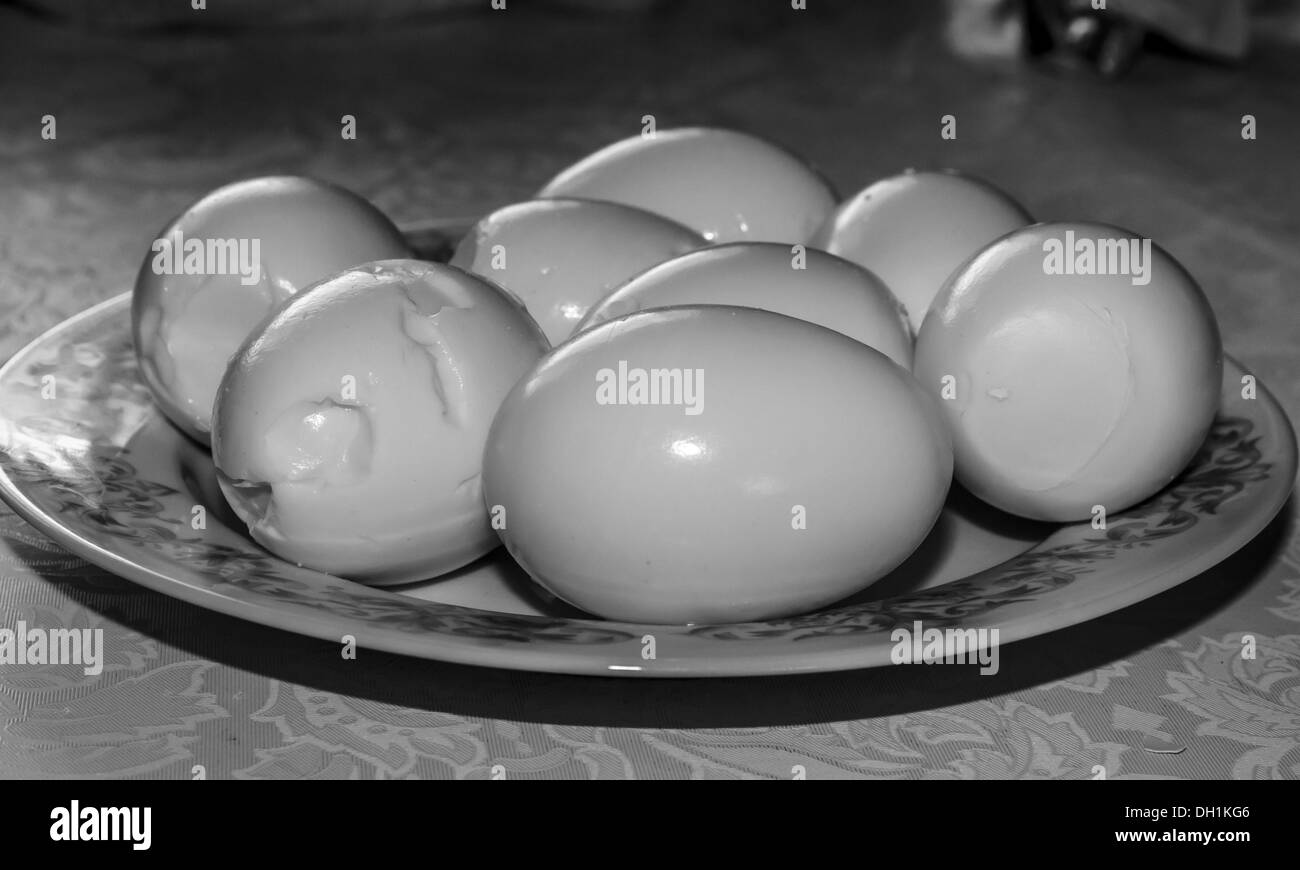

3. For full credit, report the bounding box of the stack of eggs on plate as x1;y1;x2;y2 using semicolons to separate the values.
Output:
132;128;1223;625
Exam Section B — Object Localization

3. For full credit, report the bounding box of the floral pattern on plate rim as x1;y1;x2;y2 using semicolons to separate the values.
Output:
0;293;1284;654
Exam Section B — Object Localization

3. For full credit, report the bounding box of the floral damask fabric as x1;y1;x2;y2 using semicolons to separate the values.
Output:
1;8;1298;778
3;509;1298;779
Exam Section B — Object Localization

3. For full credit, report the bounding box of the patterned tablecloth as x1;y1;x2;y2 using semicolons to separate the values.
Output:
1;5;1298;779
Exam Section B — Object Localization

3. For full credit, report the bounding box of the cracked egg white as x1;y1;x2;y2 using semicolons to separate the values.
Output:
211;259;548;585
914;222;1222;522
132;176;411;445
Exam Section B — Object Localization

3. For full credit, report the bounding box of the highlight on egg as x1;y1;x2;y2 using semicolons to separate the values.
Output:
211;259;548;585
538;127;837;244
578;242;914;369
812;169;1031;332
132;176;411;444
449;198;704;345
482;305;953;624
914;221;1223;522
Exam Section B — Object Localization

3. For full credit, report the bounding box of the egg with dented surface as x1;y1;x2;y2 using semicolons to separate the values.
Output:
450;198;703;345
132;176;411;444
538;127;836;244
913;222;1222;522
211;259;547;585
579;242;913;369
483;305;953;624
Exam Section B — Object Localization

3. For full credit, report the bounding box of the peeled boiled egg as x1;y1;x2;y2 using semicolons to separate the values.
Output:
449;198;703;345
211;260;547;585
537;127;836;244
578;242;913;369
913;222;1223;522
812;169;1031;332
132;176;411;444
483;305;953;624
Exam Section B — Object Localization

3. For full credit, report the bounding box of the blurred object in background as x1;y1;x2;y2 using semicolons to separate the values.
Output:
1028;0;1247;76
9;0;1300;75
946;0;1300;76
944;0;1029;62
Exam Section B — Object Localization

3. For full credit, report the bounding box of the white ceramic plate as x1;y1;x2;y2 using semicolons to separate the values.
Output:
0;230;1294;676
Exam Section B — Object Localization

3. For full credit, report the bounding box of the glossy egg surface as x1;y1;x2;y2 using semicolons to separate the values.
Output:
538;127;836;244
483;305;953;624
579;242;913;368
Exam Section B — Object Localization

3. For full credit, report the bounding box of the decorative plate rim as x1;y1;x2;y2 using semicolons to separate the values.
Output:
0;292;1295;677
